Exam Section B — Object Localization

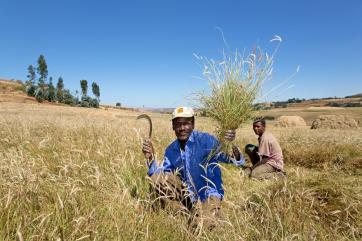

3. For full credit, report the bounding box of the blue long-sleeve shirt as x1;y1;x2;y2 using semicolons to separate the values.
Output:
148;130;245;202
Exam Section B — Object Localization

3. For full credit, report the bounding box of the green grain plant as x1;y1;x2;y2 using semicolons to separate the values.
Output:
195;37;280;155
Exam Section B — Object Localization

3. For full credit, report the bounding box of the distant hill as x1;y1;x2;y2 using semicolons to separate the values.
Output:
345;93;362;98
0;79;25;93
0;79;37;103
285;97;361;108
2;78;361;110
0;79;62;105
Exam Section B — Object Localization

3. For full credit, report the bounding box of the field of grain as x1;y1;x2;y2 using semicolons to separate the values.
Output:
0;102;361;240
261;107;362;126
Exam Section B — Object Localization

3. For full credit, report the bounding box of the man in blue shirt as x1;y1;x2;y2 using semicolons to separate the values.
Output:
142;106;245;230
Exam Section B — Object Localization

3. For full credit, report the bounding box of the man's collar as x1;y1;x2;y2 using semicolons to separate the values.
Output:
188;130;196;143
258;131;266;140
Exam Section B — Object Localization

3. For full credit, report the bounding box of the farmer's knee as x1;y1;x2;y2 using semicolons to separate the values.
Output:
251;164;275;179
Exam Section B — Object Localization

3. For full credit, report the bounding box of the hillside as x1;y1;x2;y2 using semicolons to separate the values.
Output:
1;78;361;115
346;93;362;98
0;79;37;103
286;97;362;108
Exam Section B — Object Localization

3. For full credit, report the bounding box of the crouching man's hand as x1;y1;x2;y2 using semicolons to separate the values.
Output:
231;145;241;160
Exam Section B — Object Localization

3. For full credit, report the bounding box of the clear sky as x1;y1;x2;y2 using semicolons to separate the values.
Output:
0;0;361;108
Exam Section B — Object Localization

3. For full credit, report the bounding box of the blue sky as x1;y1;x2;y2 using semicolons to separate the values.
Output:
0;0;361;108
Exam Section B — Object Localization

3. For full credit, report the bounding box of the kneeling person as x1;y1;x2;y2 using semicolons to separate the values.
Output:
142;107;245;230
244;118;285;179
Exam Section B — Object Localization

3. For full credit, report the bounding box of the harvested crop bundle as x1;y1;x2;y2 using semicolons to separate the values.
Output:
311;115;359;129
275;115;307;127
196;39;280;154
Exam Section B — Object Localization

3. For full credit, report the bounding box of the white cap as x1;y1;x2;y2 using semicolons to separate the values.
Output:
172;107;195;120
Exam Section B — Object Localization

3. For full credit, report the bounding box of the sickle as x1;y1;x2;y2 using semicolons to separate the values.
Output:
136;114;153;139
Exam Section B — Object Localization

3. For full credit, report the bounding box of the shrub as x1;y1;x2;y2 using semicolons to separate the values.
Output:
79;96;99;108
63;89;77;106
274;102;288;108
80;96;92;108
344;102;362;107
34;87;45;102
90;98;99;108
25;85;36;97
326;102;342;107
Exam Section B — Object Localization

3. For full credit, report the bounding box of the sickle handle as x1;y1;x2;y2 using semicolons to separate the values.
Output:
136;114;153;138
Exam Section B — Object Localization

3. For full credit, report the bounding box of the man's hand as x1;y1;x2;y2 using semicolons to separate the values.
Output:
224;129;236;141
224;130;241;159
231;145;241;160
142;139;154;162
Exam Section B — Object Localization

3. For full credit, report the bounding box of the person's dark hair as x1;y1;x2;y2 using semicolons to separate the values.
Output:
172;116;195;126
253;117;266;126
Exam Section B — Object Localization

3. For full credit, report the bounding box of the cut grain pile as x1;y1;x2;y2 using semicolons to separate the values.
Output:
311;115;358;129
275;115;307;127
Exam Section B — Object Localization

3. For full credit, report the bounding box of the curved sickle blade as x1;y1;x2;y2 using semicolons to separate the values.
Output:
136;114;153;138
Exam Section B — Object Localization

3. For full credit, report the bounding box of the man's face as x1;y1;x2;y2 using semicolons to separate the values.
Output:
172;117;194;142
253;122;265;136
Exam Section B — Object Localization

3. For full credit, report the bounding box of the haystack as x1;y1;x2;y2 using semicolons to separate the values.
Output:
311;115;358;129
275;115;307;127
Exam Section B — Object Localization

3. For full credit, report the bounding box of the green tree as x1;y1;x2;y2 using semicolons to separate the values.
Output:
26;65;36;86
91;82;100;101
35;87;45;102
37;55;48;90
80;79;88;96
56;77;64;102
74;90;80;105
26;65;36;96
47;77;56;102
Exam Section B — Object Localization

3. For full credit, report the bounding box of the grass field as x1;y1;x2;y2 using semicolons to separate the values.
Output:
0;102;361;240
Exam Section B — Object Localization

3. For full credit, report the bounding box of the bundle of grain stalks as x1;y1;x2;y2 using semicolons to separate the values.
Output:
196;38;280;154
311;115;359;129
275;115;307;127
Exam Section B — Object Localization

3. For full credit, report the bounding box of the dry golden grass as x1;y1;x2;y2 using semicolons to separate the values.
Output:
0;102;361;240
0;80;35;104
